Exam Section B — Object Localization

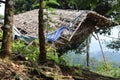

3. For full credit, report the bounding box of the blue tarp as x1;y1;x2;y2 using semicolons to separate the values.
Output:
2;13;83;43
13;26;66;43
13;26;37;43
46;26;66;42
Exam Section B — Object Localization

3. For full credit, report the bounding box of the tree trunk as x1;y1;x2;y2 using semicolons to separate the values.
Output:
38;0;46;63
86;38;90;69
0;0;13;58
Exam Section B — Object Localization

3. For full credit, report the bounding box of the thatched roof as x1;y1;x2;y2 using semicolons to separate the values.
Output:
13;9;89;36
53;10;117;51
13;9;117;51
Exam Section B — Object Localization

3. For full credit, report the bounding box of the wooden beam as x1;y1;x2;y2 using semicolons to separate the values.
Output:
55;40;65;45
60;36;69;42
69;14;87;41
96;33;108;69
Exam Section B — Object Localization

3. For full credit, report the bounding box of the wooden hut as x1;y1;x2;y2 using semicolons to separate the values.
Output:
12;9;117;51
53;10;117;52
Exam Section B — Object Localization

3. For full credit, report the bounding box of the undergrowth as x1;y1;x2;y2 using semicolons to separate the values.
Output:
12;39;59;63
0;32;2;48
95;63;120;78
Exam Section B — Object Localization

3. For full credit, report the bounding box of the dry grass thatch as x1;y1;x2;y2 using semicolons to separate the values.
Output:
54;10;117;51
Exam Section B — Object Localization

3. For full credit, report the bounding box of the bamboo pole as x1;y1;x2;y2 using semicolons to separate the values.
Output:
69;14;87;41
96;33;108;69
86;38;90;69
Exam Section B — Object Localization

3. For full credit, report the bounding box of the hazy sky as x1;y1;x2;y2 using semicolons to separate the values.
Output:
0;0;5;15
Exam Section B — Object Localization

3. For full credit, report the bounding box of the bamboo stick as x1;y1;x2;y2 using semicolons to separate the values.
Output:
96;33;108;69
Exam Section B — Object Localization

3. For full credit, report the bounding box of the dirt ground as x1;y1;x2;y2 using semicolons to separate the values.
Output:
0;57;118;80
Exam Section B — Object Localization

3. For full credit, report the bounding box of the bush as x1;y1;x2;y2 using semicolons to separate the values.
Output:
0;14;4;19
95;63;120;78
12;39;59;62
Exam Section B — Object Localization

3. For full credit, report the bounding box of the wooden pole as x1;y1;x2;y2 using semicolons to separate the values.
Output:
96;34;108;69
86;37;90;69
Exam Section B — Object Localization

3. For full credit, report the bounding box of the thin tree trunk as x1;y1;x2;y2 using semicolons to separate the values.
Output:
38;0;46;63
0;0;13;58
86;37;90;69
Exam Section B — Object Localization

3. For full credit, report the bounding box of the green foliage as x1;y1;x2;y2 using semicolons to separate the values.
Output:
58;0;99;10
90;0;99;9
32;0;39;9
12;40;25;52
0;32;3;47
59;53;72;66
46;45;59;63
12;72;20;80
68;0;99;10
97;28;112;35
0;14;4;19
14;0;59;14
106;0;120;22
33;0;60;10
59;52;84;68
12;39;40;62
12;39;59;63
0;31;3;37
95;63;120;78
107;40;120;51
14;0;35;14
44;0;60;8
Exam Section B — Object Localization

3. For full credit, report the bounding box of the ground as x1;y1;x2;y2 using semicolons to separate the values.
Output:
0;53;119;80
